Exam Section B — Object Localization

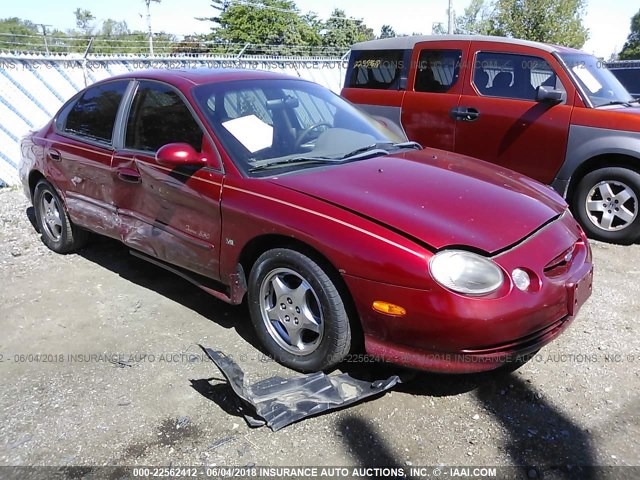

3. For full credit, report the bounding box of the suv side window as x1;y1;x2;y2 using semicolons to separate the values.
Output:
474;52;565;101
62;81;128;144
125;81;203;152
414;49;463;93
346;49;408;90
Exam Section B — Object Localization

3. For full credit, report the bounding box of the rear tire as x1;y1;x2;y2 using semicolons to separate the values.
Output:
33;179;88;254
248;248;352;372
573;167;640;244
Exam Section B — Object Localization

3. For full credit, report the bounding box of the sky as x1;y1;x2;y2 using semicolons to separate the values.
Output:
3;0;638;58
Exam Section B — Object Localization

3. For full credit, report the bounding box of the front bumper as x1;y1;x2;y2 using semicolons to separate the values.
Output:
343;213;593;373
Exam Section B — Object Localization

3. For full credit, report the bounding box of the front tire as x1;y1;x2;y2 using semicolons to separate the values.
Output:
248;248;352;372
573;167;640;244
33;179;88;253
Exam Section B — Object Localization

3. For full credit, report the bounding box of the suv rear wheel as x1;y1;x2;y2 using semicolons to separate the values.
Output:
573;167;640;244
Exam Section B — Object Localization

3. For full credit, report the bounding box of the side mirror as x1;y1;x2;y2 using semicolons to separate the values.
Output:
536;86;565;104
156;143;206;167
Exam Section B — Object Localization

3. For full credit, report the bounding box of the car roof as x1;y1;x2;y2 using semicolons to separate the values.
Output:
350;35;584;55
98;68;297;87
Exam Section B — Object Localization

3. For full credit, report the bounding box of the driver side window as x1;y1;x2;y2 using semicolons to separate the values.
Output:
125;81;203;153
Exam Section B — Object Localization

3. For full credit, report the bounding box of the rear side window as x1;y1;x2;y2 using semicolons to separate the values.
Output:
346;49;409;90
414;49;463;93
473;52;565;101
63;81;128;144
125;82;203;152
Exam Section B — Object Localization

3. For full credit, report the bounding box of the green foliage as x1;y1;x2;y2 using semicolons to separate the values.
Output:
0;17;43;51
201;0;321;54
379;24;396;39
490;0;589;48
455;0;493;35
322;9;374;48
74;8;95;35
619;9;640;60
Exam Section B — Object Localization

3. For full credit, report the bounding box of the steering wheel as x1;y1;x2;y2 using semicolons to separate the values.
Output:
295;123;331;150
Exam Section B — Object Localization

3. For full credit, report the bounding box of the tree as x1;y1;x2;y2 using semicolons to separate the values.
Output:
321;9;374;49
619;9;640;60
379;24;396;39
0;17;40;51
201;0;321;53
74;8;95;35
490;0;589;48
455;0;493;35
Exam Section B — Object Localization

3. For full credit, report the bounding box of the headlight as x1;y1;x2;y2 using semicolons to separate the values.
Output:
430;250;504;295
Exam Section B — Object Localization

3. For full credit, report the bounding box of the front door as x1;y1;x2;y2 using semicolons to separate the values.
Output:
112;80;224;279
453;43;575;184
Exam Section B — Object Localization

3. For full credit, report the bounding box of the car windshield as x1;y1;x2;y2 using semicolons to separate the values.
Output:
559;53;635;107
192;78;407;176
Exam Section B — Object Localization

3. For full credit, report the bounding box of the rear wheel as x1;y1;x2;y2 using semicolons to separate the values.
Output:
33;180;88;253
573;167;640;244
248;248;352;372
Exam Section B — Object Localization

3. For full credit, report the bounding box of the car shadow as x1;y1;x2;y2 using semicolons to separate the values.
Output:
474;374;596;478
336;371;596;478
70;232;262;352
337;415;413;478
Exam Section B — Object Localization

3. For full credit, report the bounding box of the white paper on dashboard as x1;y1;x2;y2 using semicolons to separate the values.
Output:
571;66;602;93
222;114;273;153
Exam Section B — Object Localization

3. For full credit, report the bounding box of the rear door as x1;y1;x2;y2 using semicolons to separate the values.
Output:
453;42;575;183
112;80;224;279
400;40;469;151
49;80;130;238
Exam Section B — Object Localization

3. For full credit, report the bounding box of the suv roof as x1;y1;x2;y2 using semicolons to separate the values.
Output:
350;35;584;55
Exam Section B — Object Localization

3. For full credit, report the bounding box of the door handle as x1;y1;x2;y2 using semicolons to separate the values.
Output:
450;107;480;122
48;149;61;161
117;167;141;184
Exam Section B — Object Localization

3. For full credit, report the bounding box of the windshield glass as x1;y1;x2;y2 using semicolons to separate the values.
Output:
559;53;635;107
192;79;405;176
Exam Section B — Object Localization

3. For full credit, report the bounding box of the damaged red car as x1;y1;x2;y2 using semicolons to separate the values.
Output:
19;69;593;373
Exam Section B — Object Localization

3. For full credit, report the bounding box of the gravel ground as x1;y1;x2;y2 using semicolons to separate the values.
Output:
0;186;638;478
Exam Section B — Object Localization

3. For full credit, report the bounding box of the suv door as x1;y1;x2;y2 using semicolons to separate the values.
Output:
112;80;224;279
50;80;130;238
400;40;469;152
453;42;576;183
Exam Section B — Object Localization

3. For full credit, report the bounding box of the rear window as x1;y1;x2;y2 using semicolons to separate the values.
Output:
345;49;410;90
63;81;128;144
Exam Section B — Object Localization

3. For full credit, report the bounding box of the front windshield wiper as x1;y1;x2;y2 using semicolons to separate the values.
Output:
392;141;422;150
596;100;634;108
248;156;338;173
338;144;391;161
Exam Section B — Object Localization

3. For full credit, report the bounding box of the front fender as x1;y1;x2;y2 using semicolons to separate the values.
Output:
218;178;433;290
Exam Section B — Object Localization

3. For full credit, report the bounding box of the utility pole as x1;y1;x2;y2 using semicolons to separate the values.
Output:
145;0;154;55
39;24;51;54
448;0;454;34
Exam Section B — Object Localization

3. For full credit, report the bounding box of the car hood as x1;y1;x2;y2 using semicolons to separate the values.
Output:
267;149;567;253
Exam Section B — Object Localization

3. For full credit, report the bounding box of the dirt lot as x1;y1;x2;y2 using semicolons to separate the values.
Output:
0;186;638;478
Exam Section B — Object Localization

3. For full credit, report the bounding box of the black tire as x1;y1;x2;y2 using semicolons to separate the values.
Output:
33;179;88;254
573;167;640;244
248;248;352;372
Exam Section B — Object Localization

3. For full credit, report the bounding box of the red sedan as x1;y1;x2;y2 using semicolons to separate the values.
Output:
19;69;593;373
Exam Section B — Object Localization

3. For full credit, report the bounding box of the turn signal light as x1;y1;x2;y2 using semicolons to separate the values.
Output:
372;301;407;317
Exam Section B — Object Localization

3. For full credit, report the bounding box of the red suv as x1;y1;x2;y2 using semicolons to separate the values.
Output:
342;35;640;244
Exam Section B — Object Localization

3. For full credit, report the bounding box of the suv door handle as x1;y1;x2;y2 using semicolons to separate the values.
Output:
117;167;141;184
450;107;480;122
